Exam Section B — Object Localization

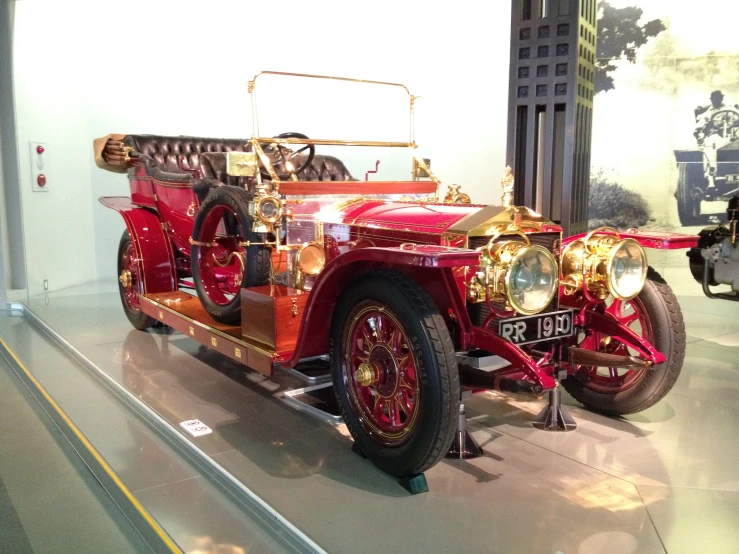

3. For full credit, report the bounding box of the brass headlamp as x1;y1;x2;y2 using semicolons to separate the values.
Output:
468;231;559;315
561;227;647;301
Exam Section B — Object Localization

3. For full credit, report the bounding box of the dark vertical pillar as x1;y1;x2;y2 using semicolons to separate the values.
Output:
0;0;26;289
506;0;597;236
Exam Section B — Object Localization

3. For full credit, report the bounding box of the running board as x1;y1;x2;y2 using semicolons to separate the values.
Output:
140;292;289;376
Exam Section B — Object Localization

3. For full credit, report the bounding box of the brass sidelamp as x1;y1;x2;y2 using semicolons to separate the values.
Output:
560;227;648;301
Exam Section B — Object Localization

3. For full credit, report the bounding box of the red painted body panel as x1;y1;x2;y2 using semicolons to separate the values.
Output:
284;247;480;367
129;164;156;207
564;229;699;250
99;196;177;294
151;180;198;255
339;200;482;234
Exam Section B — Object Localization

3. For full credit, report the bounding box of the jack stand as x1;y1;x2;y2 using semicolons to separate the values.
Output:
533;381;576;431
445;401;483;459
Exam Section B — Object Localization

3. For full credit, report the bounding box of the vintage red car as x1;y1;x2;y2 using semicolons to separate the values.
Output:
95;71;697;479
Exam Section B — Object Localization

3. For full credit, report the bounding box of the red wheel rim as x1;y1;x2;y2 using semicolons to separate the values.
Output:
342;302;421;447
194;205;246;307
575;297;653;393
120;241;143;313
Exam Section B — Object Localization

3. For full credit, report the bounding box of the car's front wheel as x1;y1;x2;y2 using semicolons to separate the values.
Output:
562;268;685;416
331;270;459;477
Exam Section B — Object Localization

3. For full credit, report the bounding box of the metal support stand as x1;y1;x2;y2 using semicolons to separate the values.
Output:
445;401;483;459
533;382;576;431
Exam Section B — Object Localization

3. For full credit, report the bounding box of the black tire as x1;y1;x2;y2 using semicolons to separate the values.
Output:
330;269;460;477
676;161;705;226
562;267;685;416
191;186;270;324
117;230;156;331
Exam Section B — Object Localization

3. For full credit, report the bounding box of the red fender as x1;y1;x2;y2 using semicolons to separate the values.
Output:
99;196;177;294
284;246;479;367
563;229;698;250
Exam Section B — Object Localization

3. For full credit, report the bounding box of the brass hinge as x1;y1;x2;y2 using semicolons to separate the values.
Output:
161;222;170;231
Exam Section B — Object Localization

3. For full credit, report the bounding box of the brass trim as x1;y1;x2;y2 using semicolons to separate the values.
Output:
189;238;217;247
253;136;413;148
250;70;411;95
501;166;514;208
118;269;132;288
141;296;275;358
503;245;559;315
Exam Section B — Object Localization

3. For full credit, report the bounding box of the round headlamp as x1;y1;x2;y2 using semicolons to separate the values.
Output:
606;238;647;301
505;245;558;315
297;242;326;276
257;196;282;224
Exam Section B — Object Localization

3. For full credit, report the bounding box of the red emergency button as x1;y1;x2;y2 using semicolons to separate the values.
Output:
37;174;47;187
36;145;45;154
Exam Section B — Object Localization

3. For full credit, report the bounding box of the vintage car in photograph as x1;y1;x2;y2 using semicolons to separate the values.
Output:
688;194;739;302
675;104;739;226
95;71;698;478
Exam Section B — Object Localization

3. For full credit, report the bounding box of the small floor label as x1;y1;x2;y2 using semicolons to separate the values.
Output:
179;419;213;437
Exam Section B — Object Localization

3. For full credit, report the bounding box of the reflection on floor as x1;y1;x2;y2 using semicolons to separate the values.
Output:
19;274;739;554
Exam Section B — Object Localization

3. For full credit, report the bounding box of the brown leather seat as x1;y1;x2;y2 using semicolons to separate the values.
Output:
123;135;356;192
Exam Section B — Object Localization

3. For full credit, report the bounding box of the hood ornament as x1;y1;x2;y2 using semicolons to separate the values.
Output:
501;166;514;208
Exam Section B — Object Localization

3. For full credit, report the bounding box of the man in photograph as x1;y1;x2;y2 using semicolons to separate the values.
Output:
694;90;739;182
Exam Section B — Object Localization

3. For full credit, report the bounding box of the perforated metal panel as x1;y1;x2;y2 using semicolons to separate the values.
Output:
506;0;597;236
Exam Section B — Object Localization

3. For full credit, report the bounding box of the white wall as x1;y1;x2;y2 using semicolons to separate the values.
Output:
13;0;511;293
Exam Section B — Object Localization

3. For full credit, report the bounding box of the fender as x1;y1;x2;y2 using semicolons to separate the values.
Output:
284;246;479;367
99;196;177;294
563;229;698;250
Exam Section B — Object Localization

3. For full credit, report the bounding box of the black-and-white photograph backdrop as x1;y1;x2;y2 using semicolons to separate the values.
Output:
591;0;739;232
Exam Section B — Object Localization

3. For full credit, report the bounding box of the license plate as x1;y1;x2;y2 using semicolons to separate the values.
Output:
727;174;739;183
499;309;575;345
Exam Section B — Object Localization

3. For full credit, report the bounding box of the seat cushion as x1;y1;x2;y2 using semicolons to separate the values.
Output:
125;135;250;174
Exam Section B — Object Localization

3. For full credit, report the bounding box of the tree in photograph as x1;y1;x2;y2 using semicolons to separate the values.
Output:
588;170;651;230
596;1;665;94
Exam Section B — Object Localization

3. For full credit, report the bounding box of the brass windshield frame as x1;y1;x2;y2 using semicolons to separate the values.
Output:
247;71;439;188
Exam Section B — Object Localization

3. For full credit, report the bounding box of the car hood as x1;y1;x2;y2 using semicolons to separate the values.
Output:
314;199;558;237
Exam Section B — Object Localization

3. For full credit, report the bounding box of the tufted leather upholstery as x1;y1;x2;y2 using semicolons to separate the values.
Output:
124;135;356;185
125;135;249;174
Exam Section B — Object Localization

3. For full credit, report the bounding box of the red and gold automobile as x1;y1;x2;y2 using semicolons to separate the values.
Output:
95;71;697;478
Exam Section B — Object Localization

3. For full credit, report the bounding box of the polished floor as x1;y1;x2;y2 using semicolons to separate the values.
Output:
0;356;150;553
11;261;739;554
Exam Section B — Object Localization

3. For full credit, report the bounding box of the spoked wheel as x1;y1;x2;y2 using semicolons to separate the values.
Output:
331;269;459;477
118;230;156;330
191;187;270;324
562;268;686;416
676;162;705;226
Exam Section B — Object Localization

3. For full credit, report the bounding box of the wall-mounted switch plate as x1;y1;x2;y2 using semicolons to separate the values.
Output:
30;141;49;192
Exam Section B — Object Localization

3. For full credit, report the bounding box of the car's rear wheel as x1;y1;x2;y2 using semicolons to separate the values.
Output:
676;161;705;226
331;269;459;477
118;230;156;331
562;268;685;416
191;187;270;324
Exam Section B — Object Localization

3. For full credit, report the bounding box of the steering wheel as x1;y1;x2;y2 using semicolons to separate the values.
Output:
259;132;315;180
710;109;739;138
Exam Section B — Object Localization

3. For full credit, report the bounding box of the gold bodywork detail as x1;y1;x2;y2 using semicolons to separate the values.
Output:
118;269;132;288
443;184;471;204
296;242;326;276
561;227;647;301
356;362;377;387
501;166;515;208
226;151;258;177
